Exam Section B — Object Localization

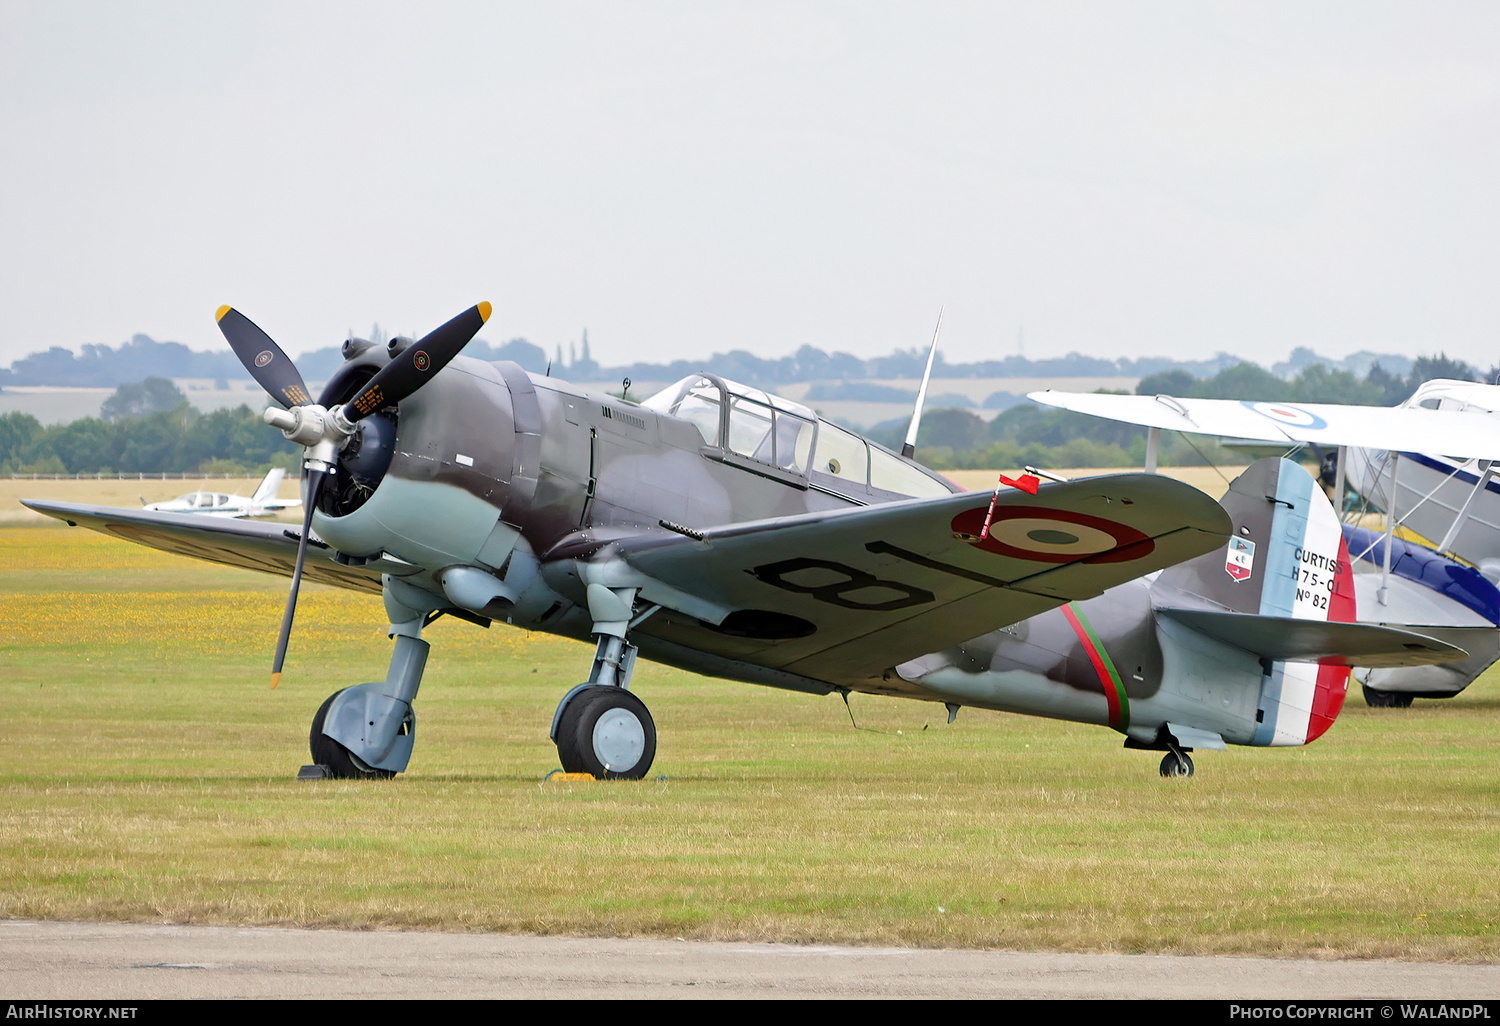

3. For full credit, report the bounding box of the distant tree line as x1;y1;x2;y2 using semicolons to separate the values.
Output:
2;354;1485;475
0;331;1242;389
1;335;247;388
3;328;1446;390
0;378;296;475
803;381;1009;409
1133;353;1479;407
0;332;553;388
865;354;1483;470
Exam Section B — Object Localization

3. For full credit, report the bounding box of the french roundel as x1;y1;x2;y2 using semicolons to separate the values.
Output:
949;506;1154;564
1241;400;1328;431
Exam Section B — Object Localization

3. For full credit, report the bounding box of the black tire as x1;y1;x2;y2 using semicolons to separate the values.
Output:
309;688;397;780
555;685;656;780
1362;685;1415;708
1159;750;1194;778
552;685;599;764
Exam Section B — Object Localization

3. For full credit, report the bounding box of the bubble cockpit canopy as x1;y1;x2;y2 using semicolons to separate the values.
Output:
642;374;954;500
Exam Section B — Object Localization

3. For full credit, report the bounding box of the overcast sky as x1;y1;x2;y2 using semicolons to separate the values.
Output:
2;0;1498;372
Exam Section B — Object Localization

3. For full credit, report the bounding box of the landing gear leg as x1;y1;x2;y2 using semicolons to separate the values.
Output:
550;585;658;779
302;577;436;780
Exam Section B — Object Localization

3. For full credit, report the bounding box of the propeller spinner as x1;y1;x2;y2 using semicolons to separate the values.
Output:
218;302;492;687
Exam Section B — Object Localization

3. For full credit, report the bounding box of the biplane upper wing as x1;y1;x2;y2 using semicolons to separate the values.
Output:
590;473;1232;682
1028;390;1500;459
20;499;417;595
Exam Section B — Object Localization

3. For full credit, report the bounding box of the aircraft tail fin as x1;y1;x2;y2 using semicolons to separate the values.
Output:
252;467;286;505
1151;457;1355;745
1152;457;1355;622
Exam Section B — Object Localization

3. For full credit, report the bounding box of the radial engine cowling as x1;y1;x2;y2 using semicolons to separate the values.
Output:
310;355;530;573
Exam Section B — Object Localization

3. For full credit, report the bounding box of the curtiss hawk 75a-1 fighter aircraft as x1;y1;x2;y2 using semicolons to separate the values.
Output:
22;303;1472;780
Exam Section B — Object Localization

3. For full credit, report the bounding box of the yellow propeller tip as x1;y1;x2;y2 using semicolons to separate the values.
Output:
477;301;492;323
216;305;232;322
269;671;281;690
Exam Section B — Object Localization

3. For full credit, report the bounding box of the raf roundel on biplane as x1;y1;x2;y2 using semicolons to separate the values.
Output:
22;305;1471;780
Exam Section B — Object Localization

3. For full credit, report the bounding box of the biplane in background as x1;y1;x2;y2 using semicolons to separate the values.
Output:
21;305;1471;780
1339;379;1500;579
1029;389;1500;707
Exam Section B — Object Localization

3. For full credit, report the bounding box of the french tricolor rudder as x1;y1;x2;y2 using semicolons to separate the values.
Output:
1249;457;1354;746
1306;532;1356;741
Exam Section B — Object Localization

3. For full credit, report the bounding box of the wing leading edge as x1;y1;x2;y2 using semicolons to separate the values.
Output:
20;499;413;594
26;474;1231;689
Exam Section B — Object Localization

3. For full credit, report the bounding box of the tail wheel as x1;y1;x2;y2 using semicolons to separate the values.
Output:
309;688;397;780
1159;750;1195;778
556;685;656;780
1362;685;1415;708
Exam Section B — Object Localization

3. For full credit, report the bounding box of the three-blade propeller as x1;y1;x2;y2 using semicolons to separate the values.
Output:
217;302;492;687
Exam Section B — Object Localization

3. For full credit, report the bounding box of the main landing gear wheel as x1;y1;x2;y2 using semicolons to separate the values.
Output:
309;688;397;780
556;685;657;780
1159;750;1195;778
1362;685;1415;708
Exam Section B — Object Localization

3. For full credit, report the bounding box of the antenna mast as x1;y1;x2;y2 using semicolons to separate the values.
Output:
901;307;944;459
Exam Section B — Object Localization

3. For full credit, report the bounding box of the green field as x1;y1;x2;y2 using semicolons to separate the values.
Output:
2;523;1498;960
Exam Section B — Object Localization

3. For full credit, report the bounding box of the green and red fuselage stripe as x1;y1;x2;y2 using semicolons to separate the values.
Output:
1061;603;1130;731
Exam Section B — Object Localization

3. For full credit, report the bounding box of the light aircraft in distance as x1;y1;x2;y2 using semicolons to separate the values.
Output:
1028;388;1500;707
142;467;300;518
21;304;1472;780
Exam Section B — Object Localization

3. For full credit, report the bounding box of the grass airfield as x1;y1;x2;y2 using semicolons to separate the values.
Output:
2;483;1498;961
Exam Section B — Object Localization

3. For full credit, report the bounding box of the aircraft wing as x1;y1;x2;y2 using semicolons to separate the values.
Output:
1028;390;1500;460
584;474;1232;684
20;500;416;595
